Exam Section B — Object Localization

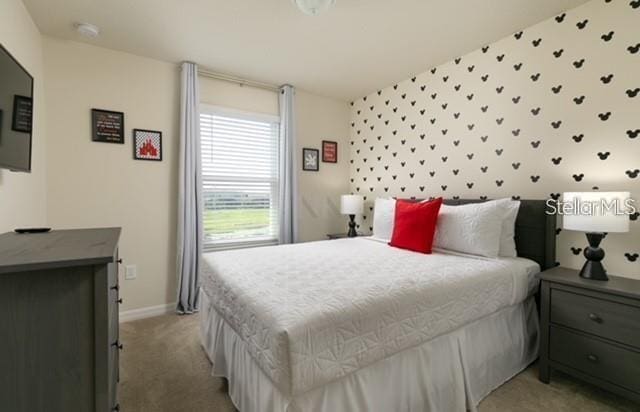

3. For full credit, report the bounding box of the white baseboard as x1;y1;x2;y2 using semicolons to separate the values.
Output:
119;302;176;323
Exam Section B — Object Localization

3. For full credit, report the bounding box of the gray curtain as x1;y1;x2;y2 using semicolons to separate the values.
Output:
278;85;298;244
176;62;203;314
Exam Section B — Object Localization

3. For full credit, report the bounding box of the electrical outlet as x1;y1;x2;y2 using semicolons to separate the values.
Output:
125;265;137;280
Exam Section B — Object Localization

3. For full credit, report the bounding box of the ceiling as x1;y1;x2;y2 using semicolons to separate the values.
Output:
23;0;590;101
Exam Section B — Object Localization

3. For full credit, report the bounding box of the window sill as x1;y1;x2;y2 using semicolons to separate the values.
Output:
203;238;279;252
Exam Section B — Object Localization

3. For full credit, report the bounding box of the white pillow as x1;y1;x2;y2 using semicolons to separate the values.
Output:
372;198;396;242
496;198;520;257
434;200;507;257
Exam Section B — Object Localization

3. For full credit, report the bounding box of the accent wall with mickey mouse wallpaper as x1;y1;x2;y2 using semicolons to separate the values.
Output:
349;0;639;278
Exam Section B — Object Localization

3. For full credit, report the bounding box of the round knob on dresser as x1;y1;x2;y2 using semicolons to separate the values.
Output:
588;313;603;323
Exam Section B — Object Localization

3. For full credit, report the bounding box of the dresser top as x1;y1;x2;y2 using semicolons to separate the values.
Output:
540;266;640;300
0;228;121;274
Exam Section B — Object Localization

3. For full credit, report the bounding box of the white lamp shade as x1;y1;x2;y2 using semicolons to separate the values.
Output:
340;195;364;215
562;192;630;233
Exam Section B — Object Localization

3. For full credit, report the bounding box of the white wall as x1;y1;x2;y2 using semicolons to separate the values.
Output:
42;39;350;311
0;0;47;232
43;38;180;312
349;0;640;278
296;90;351;241
200;76;278;116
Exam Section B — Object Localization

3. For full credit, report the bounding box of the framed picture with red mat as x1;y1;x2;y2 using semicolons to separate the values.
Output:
133;129;162;161
322;140;337;163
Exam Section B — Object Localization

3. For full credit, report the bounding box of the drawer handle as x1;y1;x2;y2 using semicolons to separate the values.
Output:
117;258;123;264
112;341;124;350
588;313;603;323
586;354;599;363
112;404;120;411
118;298;123;304
111;285;119;291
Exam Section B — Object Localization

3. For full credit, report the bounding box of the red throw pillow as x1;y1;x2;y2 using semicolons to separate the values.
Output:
389;198;443;253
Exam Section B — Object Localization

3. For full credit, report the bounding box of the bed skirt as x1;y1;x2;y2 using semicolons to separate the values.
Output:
200;289;539;412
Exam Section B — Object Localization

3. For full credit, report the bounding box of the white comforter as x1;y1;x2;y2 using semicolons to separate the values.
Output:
200;238;538;396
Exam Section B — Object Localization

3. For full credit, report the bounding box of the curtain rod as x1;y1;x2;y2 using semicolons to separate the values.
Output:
197;68;281;92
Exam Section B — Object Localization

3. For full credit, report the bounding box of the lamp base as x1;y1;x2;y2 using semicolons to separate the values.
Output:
347;215;357;237
579;232;608;281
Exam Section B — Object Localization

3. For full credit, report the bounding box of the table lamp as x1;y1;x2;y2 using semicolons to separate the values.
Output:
563;192;630;281
340;195;364;237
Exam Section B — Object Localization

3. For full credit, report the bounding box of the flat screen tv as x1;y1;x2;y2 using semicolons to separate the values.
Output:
0;44;34;173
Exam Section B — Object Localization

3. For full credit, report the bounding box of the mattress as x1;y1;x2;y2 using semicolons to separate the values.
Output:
200;237;539;396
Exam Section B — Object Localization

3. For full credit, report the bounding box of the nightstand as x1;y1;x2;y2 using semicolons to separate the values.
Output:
539;266;640;403
326;233;361;240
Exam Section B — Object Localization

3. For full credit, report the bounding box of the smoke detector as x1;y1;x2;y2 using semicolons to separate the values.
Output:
74;23;100;38
294;0;336;16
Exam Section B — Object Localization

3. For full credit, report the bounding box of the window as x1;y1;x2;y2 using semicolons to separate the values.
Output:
200;106;280;249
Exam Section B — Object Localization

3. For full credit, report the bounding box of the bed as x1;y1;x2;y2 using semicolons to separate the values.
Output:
200;199;556;412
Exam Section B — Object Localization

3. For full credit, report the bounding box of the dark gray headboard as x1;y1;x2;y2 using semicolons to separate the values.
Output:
443;199;556;271
405;198;557;271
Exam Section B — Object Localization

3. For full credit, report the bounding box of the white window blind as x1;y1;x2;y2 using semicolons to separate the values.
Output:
200;107;280;248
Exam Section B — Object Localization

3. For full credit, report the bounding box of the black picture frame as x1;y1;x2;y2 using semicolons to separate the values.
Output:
11;95;33;133
302;148;319;171
133;128;163;161
91;108;125;144
322;140;338;163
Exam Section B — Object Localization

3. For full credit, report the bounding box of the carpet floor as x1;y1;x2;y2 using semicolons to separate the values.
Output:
119;314;638;412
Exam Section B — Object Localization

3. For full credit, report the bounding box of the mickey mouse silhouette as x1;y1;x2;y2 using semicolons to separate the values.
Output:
625;253;639;262
626;88;639;98
625;169;640;178
600;74;614;84
600;31;614;42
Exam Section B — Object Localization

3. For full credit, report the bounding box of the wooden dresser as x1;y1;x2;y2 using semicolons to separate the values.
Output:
0;228;122;412
539;266;640;403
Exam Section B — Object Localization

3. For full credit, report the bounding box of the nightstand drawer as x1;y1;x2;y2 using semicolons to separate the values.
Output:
550;288;640;348
550;326;640;393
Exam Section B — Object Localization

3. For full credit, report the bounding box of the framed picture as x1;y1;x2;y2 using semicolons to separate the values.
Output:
302;148;319;171
322;140;338;163
92;108;124;144
133;129;162;161
12;95;33;133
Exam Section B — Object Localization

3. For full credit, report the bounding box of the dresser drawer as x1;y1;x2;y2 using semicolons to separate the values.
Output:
108;287;119;343
550;288;640;348
550;326;640;393
108;343;119;410
108;250;119;289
